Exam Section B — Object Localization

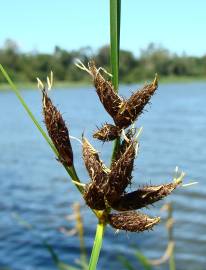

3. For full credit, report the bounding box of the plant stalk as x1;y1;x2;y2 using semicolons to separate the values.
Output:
88;1;121;269
110;0;121;162
110;0;121;91
1;1;122;269
88;222;105;270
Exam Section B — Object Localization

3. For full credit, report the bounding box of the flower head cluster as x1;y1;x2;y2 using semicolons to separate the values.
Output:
76;60;158;142
76;61;182;232
38;64;182;233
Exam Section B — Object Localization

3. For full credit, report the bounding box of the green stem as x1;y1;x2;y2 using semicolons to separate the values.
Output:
110;0;121;162
88;222;105;270
110;0;121;91
88;2;121;269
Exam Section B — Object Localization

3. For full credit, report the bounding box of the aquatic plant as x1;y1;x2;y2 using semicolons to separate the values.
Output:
0;1;186;269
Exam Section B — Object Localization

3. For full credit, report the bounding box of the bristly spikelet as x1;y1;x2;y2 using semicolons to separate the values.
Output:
108;211;160;232
42;90;73;167
110;181;181;211
83;182;106;210
82;137;109;210
93;124;121;141
105;137;137;204
82;137;109;183
114;75;158;128
88;61;123;119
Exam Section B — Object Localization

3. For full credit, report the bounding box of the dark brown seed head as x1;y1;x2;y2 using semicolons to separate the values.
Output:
82;137;109;185
42;90;73;166
111;180;181;211
108;211;160;232
105;137;137;204
82;137;109;209
88;61;123;119
114;75;158;128
93;124;121;141
83;182;106;210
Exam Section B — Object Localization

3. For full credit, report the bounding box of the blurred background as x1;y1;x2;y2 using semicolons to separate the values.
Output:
0;1;206;269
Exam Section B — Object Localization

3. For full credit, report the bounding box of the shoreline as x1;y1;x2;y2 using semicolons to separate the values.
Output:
1;76;206;90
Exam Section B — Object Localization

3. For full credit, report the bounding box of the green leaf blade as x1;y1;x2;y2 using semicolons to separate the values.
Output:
117;255;136;270
134;250;153;270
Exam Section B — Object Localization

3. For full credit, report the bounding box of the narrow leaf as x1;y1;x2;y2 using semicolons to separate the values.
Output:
117;255;136;270
0;64;57;155
134;250;153;270
0;64;83;193
44;241;79;270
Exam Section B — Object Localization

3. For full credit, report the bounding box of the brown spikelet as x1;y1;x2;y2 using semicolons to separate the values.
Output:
82;137;109;210
83;182;106;210
105;138;137;204
82;137;109;184
111;181;181;211
108;211;160;232
42;90;73;166
114;76;158;128
89;61;123;119
93;124;121;141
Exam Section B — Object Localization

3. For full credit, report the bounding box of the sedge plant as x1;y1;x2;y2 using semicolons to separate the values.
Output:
0;1;187;269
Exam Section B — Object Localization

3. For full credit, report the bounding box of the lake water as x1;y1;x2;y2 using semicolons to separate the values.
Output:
0;82;206;270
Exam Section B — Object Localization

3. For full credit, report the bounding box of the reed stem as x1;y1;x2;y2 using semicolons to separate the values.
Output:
110;0;121;162
88;222;105;270
1;1;122;268
88;1;121;269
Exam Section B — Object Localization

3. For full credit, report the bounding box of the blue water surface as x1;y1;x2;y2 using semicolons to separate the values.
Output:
0;82;206;270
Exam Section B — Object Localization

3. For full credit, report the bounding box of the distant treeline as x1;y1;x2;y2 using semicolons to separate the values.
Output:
1;39;206;83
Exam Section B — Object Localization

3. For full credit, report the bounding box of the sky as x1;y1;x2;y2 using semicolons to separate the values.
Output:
1;0;206;56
